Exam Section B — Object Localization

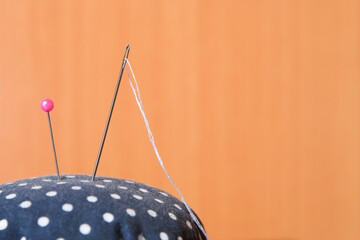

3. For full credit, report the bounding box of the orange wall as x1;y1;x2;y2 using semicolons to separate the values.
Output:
0;1;359;239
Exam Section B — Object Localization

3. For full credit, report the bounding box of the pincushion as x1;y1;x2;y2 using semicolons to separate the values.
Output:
0;175;205;240
0;45;208;239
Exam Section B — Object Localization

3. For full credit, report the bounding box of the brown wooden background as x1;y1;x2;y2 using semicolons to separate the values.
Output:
0;1;359;239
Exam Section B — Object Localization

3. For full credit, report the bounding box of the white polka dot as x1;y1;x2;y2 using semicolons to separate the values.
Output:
43;179;52;182
5;193;16;199
38;216;50;227
103;179;112;183
168;212;177;220
20;237;26;240
155;198;164;204
174;204;182;210
160;192;168;197
18;183;28;186
118;186;128;190
186;220;193;229
56;182;67;185
111;193;121;199
125;180;134;184
95;184;105;188
56;238;65;240
62;203;73;212
0;219;8;230
133;194;143;200
177;237;183;240
19;200;32;208
126;208;136;217
139;188;148;193
31;186;42;189
147;209;157;217
5;182;13;185
160;232;169;240
0;190;2;194
87;196;98;202
46;191;57;197
103;212;114;223
66;175;75;178
79;223;91;235
81;180;90;183
71;186;81;190
138;234;146;240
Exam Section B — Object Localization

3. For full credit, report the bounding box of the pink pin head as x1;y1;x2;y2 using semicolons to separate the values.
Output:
41;98;54;112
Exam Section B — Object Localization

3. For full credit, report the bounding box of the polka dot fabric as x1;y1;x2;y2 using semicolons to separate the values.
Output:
0;175;206;240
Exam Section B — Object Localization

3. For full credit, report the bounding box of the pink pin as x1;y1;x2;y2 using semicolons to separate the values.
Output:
41;98;60;180
41;98;54;112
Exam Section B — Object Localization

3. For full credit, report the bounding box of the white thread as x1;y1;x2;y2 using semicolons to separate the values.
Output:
125;59;209;240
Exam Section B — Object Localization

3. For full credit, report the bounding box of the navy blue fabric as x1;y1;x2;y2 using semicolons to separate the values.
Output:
0;175;205;240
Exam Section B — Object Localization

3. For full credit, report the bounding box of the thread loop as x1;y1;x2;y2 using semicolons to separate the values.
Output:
125;59;209;240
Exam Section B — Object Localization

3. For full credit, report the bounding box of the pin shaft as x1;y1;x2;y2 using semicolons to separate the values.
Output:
91;44;130;181
47;112;60;181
